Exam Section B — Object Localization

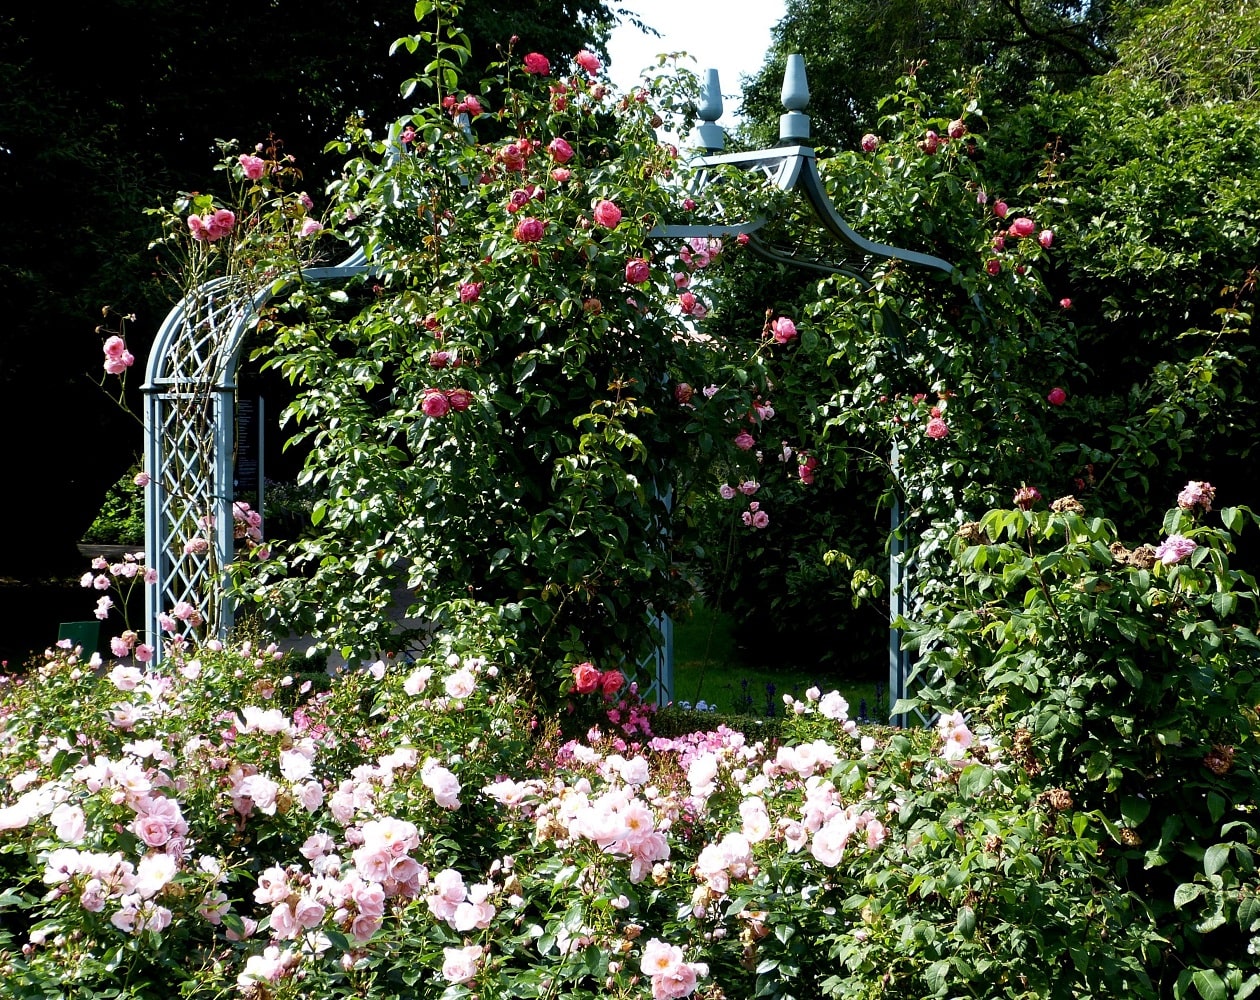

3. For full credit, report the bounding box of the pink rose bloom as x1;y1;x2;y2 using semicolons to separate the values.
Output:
926;417;949;439
575;49;601;75
920;130;940;154
446;388;473;411
593;199;622;229
133;471;151;487
458;281;482;303
798;455;818;484
239;154;266;180
551;167;571;182
463;95;484;115
733;431;755;451
948;118;967;139
751;510;770;529
1047;386;1067;406
572;661;600;694
993;201;1009;219
513;216;545;243
1009;217;1036;239
104;335;127;359
678;291;698;314
441;944;483;984
770;317;797;344
547;137;574;163
718;484;736;500
1177;480;1216;513
299;218;323;237
1038;228;1054;247
985;258;1001;276
625;257;650;284
422;762;462;809
599;670;625;699
522;52;551;75
860;133;880;152
1154;533;1197;565
1060;297;1072;309
422;390;451;418
210;209;236;238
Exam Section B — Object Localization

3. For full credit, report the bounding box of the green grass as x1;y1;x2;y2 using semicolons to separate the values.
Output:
670;601;886;721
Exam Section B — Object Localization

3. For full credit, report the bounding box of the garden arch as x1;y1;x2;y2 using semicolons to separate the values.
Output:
143;58;957;721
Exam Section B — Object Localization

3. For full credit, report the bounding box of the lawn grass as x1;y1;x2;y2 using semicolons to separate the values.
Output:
670;600;887;722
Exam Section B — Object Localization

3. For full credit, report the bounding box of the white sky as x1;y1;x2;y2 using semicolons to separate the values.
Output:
604;0;786;132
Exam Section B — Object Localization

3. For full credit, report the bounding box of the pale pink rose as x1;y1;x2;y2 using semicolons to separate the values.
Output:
132;814;173;848
751;510;769;529
1154;533;1197;566
134;644;154;664
926;417;949;439
271;901;300;939
442;944;483;984
593;199;622;229
718;484;736;500
811;813;856;867
135;853;177;898
51;804;86;843
551;167;571;182
299;218;323;237
1038;228;1054;247
444;667;477;699
422;761;462;809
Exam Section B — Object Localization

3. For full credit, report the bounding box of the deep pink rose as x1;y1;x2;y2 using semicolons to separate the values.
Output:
1047;387;1067;406
446;388;473;411
547;137;574;163
575;50;600;75
985;259;1001;276
926;417;949;439
239;154;266;180
513;217;545;243
1009;217;1036;239
458;282;482;304
463;95;483;115
1060;297;1072;309
422;390;451;418
572;661;600;695
678;291;698;314
993;201;1009;219
593;199;622;229
625;258;650;284
920;130;940;154
599;669;624;699
733;431;755;451
523;52;551;75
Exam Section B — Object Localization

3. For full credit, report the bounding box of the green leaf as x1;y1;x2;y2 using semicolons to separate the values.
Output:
1174;882;1205;908
1204;843;1231;877
924;960;950;996
1192;968;1227;1000
958;763;995;798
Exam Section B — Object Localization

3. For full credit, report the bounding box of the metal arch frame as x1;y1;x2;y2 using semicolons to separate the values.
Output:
648;55;960;726
141;250;369;654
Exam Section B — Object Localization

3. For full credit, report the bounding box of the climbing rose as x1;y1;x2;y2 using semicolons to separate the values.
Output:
860;133;880;152
103;337;135;375
239;154;266;180
551;167;571;182
674;383;694;404
1039;229;1055;248
547;137;574;163
458;282;482;304
920;130;940;154
513;217;545;243
926;417;949;440
446;389;473;412
770;317;797;344
798;455;818;484
948;118;967;139
572;662;600;695
1009;218;1036;239
522;52;550;75
1060;298;1072;309
985;259;1001;276
678;292;698;314
422;390;451;418
593;199;622;229
625;258;650;284
1047;387;1067;406
1154;534;1197;565
993;201;1009;219
299;218;322;238
733;431;755;451
575;49;600;75
1177;481;1216;513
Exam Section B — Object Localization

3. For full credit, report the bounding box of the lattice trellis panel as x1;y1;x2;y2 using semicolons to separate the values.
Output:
142;259;368;657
